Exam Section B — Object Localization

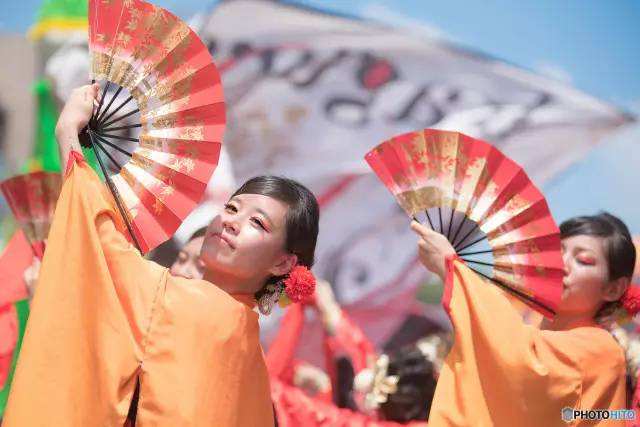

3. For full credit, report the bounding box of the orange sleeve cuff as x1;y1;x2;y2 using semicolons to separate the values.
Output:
442;254;462;318
64;150;86;178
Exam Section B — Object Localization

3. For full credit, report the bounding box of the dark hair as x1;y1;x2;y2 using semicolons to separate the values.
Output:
189;226;208;241
382;314;446;353
379;348;437;422
560;212;636;281
231;176;320;296
334;357;358;410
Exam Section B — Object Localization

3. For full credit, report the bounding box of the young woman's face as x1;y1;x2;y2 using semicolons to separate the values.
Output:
558;235;610;316
200;193;292;291
170;236;205;280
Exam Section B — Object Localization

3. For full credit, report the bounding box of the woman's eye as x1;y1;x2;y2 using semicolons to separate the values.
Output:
251;217;266;230
576;255;596;266
224;203;237;213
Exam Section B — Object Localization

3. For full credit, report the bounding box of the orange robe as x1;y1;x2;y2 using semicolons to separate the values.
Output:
429;256;627;427
4;153;274;426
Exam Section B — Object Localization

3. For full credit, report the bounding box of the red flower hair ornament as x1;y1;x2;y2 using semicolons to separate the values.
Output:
257;265;317;315
621;285;640;318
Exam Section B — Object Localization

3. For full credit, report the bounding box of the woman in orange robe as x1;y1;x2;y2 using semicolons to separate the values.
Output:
4;85;320;426
411;212;636;426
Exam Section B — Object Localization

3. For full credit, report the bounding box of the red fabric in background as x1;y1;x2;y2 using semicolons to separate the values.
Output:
0;231;33;387
0;231;32;307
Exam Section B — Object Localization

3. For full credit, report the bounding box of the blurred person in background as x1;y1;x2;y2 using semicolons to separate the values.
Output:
271;279;446;425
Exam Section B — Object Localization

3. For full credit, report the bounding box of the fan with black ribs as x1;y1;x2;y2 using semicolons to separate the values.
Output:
79;0;225;254
366;129;564;318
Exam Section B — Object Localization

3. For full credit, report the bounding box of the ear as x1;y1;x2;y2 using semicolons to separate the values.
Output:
270;253;298;277
602;277;630;302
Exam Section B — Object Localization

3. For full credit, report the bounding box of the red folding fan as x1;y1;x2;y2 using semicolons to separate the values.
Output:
1;172;62;259
365;129;564;318
79;0;225;253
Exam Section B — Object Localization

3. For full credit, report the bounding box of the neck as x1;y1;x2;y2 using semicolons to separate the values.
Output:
202;268;261;295
541;311;598;331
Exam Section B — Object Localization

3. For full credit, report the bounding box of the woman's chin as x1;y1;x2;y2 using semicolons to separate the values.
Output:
201;254;226;272
203;255;244;278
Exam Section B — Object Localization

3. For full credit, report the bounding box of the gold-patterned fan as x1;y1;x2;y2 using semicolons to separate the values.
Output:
366;129;564;318
80;0;225;253
1;172;62;259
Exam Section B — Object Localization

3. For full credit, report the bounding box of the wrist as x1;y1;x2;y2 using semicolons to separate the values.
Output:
55;123;83;164
55;123;77;141
56;118;83;137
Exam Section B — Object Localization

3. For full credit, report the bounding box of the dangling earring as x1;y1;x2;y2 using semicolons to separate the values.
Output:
258;285;281;315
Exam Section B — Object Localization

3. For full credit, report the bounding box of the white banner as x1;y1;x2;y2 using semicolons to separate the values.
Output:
199;0;632;350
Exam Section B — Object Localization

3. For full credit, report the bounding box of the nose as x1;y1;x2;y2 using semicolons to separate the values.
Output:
184;266;197;280
170;265;189;279
221;215;239;235
561;251;570;276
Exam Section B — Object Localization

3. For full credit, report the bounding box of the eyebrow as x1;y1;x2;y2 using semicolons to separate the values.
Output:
572;245;597;255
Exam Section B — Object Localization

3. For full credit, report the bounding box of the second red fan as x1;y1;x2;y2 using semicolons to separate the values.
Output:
365;129;563;318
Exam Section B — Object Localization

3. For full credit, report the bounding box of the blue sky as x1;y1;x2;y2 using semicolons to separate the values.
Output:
3;0;639;233
5;0;639;112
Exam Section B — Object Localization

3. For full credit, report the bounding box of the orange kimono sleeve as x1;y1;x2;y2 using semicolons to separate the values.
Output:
4;154;274;426
429;257;627;427
4;153;162;426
